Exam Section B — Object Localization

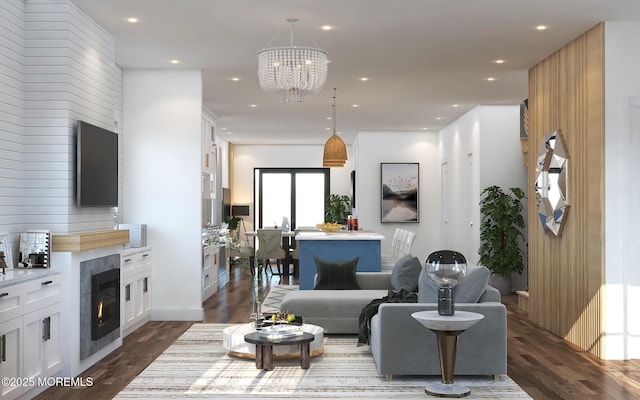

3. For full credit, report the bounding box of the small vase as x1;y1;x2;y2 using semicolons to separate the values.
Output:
281;217;290;232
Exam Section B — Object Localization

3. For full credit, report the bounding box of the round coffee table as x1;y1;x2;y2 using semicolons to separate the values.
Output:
244;331;315;370
222;323;324;359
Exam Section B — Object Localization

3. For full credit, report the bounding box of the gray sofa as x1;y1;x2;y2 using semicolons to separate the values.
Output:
280;268;507;378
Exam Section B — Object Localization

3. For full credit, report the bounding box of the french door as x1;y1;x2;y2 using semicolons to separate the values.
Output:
255;168;329;229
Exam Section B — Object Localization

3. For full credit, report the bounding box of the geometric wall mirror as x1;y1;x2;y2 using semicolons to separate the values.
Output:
534;129;569;236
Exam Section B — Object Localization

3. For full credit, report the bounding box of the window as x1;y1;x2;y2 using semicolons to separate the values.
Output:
255;168;329;229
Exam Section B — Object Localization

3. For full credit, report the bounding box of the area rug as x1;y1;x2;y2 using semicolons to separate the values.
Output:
261;284;298;313
114;323;531;399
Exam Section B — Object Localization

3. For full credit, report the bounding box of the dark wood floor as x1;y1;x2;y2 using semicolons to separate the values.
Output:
37;267;640;400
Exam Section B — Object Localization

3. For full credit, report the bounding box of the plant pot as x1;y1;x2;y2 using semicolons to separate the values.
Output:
489;273;512;295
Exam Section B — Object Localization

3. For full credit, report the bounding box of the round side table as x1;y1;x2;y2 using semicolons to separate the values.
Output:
411;310;484;398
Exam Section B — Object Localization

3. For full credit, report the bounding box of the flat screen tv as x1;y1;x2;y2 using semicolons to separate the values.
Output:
76;120;119;207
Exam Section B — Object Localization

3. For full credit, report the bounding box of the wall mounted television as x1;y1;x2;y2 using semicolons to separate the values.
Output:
76;120;119;207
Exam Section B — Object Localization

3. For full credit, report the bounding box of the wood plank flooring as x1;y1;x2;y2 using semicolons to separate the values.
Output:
36;267;640;400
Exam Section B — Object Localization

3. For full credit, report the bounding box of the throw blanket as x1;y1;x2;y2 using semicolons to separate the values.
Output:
357;289;418;346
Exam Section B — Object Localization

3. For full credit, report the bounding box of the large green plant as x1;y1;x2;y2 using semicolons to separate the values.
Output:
325;194;351;223
478;185;526;276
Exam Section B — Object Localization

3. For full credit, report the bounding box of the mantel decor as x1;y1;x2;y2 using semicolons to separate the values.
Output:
534;129;569;236
381;163;419;222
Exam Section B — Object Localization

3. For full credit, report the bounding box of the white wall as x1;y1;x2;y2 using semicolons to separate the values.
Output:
353;131;440;262
0;0;120;261
123;70;204;321
232;144;353;232
439;105;527;289
604;22;640;360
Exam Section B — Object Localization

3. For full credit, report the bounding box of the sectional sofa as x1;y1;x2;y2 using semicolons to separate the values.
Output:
280;261;507;378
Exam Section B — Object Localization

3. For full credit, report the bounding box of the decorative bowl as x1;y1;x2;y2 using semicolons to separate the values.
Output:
316;222;343;232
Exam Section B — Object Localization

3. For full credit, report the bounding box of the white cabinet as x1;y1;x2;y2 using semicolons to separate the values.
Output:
0;272;61;400
0;318;23;400
121;248;152;337
202;244;219;301
202;111;217;176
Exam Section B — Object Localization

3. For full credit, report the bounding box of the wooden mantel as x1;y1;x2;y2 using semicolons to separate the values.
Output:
51;229;130;252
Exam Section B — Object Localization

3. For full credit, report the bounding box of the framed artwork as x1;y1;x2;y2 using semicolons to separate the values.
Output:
381;163;419;222
0;233;12;269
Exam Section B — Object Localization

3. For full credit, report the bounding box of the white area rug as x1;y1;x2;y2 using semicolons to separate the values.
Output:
115;323;531;399
261;284;298;313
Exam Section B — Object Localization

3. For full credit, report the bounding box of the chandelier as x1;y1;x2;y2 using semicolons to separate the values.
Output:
257;18;328;102
323;88;347;167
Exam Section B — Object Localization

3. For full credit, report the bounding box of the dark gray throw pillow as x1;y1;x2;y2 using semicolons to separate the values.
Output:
313;256;361;290
390;254;421;292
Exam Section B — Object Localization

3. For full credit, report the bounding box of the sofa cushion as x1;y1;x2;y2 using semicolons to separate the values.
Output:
313;256;361;290
418;265;491;303
390;254;421;292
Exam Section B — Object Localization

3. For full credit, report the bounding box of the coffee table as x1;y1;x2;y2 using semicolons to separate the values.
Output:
223;323;324;359
412;310;484;398
244;331;315;370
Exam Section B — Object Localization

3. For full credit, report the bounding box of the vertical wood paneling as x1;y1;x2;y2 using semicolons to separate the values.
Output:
528;23;605;358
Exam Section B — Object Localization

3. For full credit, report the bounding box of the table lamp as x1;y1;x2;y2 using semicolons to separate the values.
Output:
425;250;467;316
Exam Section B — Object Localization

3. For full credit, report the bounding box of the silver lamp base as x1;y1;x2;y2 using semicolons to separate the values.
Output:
424;382;471;398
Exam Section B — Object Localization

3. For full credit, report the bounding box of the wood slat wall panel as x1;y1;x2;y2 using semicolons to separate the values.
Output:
528;23;606;358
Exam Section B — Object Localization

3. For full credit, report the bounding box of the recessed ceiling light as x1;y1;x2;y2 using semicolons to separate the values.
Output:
494;59;505;64
322;25;333;31
435;117;443;120
352;104;359;108
231;77;240;81
360;77;369;81
452;104;459;108
127;17;139;23
486;77;496;81
326;127;331;131
249;104;257;108
536;25;548;31
326;117;332;120
169;59;180;64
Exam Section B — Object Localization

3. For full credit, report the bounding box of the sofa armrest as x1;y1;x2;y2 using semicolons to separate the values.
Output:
356;272;393;289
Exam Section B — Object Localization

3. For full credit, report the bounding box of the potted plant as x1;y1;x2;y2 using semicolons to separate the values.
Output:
478;185;526;295
325;194;351;224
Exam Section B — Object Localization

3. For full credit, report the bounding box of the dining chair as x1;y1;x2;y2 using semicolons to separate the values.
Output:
255;229;286;275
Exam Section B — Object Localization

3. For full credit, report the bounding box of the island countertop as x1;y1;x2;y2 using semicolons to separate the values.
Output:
296;231;384;241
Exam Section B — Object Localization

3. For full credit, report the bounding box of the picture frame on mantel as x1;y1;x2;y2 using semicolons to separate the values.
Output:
0;233;13;270
380;163;419;223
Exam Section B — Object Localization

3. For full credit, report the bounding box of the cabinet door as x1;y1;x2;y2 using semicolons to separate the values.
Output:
42;303;62;377
134;274;144;320
23;309;44;381
122;276;136;330
141;274;151;316
0;318;24;400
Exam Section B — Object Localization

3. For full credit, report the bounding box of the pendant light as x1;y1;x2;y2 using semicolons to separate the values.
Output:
323;88;347;167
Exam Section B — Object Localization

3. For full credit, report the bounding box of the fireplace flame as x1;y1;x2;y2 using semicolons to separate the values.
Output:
97;300;103;323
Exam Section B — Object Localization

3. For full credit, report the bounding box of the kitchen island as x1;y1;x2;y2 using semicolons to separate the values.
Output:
296;231;384;290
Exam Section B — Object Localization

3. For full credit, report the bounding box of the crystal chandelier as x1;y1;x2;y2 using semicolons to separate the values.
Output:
323;88;347;167
258;18;328;102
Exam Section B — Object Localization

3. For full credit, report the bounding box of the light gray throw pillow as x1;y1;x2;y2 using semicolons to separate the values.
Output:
418;264;491;303
390;254;421;292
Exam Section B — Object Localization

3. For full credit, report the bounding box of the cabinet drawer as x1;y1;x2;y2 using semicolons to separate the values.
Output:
121;252;141;274
0;283;23;322
23;274;61;315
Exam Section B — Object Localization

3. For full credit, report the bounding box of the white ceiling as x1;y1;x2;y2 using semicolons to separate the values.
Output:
72;0;640;145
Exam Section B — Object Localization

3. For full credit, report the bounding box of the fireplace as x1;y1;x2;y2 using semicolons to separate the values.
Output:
80;253;121;360
91;268;120;340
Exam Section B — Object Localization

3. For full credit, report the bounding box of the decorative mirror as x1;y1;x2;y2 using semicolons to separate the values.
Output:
535;129;569;236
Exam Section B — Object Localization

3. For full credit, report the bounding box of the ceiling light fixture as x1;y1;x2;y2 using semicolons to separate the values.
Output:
323;88;347;167
257;18;328;102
